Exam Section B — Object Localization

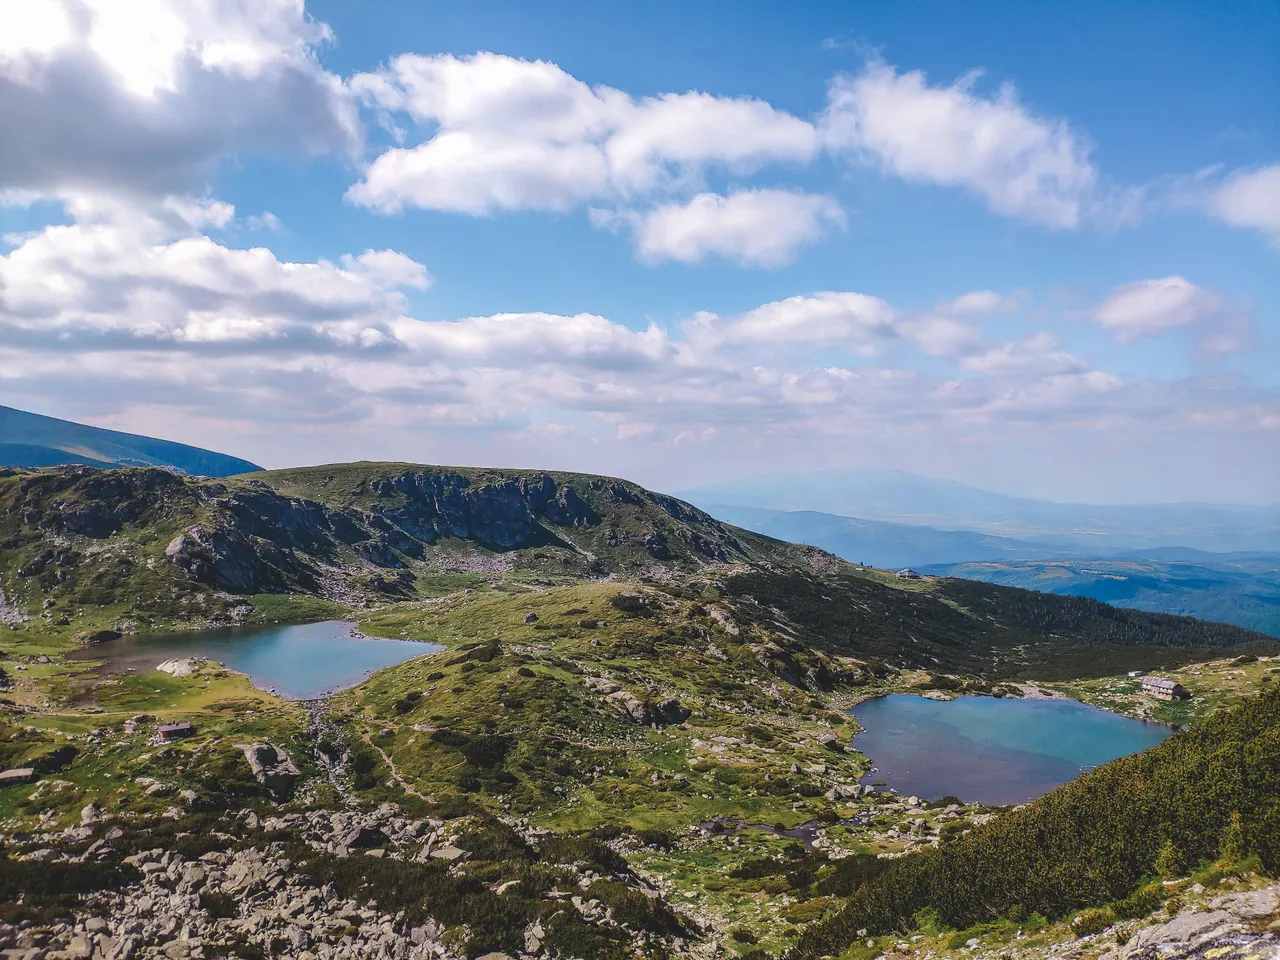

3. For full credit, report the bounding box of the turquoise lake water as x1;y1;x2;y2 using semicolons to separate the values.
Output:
72;620;440;700
850;694;1174;805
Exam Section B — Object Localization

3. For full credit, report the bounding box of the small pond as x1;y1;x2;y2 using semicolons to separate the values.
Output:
850;693;1174;806
69;620;441;700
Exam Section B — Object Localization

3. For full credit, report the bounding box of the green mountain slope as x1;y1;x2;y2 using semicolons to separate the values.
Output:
4;462;1273;677
720;567;1277;680
0;404;261;476
0;462;818;630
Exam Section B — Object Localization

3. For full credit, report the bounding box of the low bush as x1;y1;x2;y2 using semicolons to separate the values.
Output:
1072;907;1116;936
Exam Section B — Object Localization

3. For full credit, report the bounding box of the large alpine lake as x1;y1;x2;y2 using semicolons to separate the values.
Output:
71;620;440;700
850;693;1174;805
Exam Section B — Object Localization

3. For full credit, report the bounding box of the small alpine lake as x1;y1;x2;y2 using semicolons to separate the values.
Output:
850;693;1175;806
69;620;441;700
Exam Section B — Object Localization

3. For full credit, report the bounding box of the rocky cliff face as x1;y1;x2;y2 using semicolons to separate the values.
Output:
0;463;802;618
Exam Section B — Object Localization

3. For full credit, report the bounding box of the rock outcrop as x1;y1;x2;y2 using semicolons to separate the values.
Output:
1100;887;1280;960
156;658;209;678
0;801;684;960
605;689;691;726
240;742;301;802
2;462;795;612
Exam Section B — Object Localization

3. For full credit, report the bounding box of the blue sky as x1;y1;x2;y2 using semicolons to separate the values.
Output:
0;0;1276;503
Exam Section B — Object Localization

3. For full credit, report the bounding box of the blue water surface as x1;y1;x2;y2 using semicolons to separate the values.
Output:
74;620;440;700
851;693;1173;805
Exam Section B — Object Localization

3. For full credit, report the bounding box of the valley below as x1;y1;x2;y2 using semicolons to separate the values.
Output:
2;463;1279;960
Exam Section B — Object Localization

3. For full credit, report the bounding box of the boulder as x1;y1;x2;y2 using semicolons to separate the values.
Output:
605;690;690;726
607;690;650;723
653;698;692;725
240;742;301;802
341;825;388;849
429;844;468;862
156;658;208;678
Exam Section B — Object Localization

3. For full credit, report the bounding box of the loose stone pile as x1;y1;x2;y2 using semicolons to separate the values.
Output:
0;801;699;960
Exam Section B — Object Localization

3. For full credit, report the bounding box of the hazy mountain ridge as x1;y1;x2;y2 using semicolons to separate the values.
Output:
701;503;1280;636
699;502;1064;568
0;404;261;477
679;469;1280;553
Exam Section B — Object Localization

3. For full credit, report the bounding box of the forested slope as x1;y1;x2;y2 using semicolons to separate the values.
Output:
721;569;1277;680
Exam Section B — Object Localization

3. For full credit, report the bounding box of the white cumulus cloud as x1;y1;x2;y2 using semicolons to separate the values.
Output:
821;60;1098;228
347;52;819;218
1091;276;1223;343
1206;164;1280;243
0;0;358;199
627;189;845;267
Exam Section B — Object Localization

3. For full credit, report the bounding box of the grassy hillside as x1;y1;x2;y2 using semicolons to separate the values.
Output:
3;464;1276;678
719;567;1277;681
923;556;1280;638
0;463;816;638
343;581;863;829
0;404;261;476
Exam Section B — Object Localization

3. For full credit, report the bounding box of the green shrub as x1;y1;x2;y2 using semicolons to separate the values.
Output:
1112;885;1163;921
0;858;141;924
610;593;647;614
912;906;949;936
1219;811;1247;864
1156;840;1185;879
1072;907;1115;935
199;890;238;919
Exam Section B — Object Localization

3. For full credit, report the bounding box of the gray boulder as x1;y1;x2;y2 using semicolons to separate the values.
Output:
240;742;301;802
605;690;690;726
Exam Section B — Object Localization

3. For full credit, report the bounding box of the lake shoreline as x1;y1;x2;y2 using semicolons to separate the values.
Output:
839;680;1183;730
65;620;442;702
848;691;1174;806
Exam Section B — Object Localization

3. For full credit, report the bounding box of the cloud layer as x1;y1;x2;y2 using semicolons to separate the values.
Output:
626;190;846;267
347;52;819;215
2;200;1272;477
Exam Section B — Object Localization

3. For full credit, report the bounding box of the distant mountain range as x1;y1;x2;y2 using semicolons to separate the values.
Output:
0;404;260;477
4;407;1276;635
678;469;1280;554
923;555;1280;639
696;503;1062;569
692;501;1280;638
